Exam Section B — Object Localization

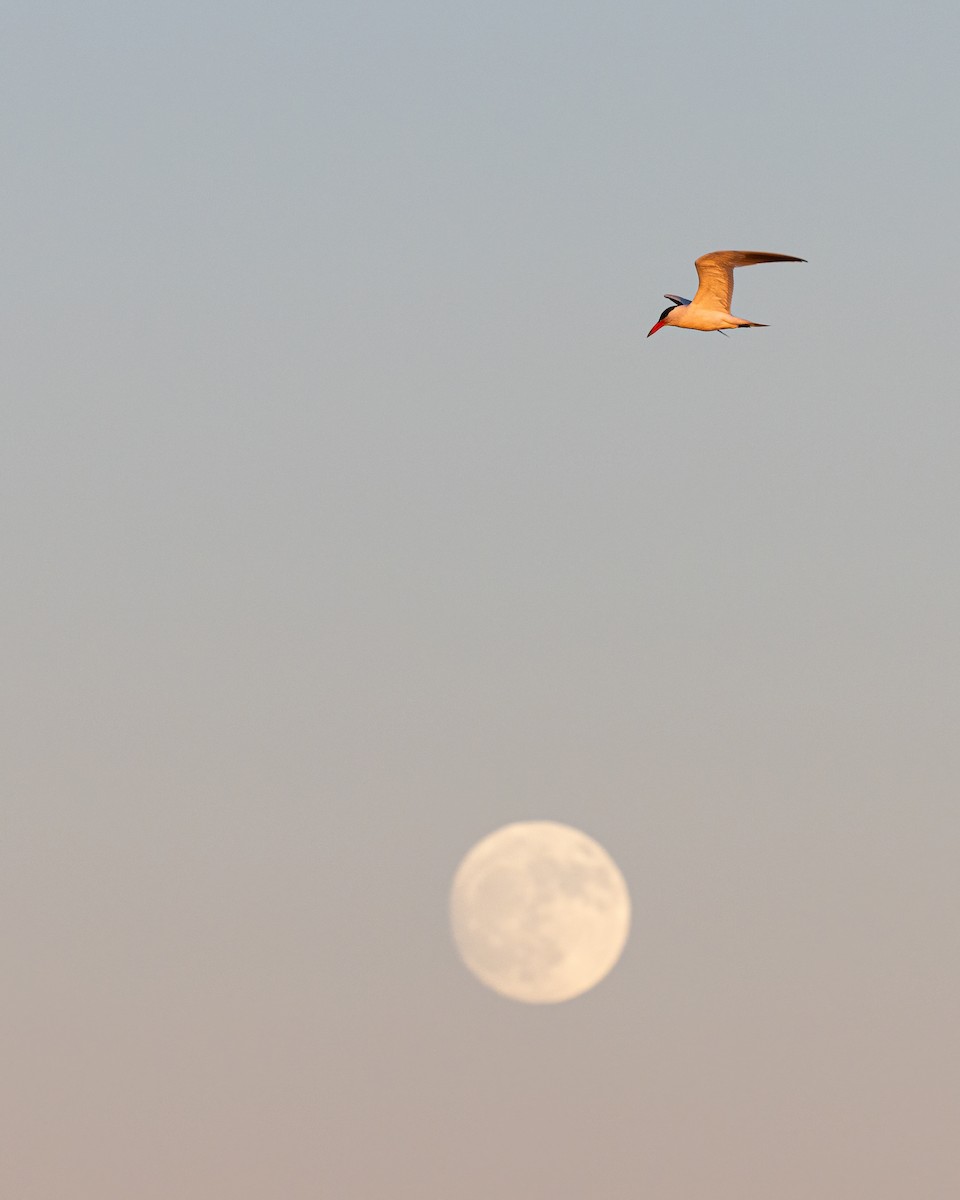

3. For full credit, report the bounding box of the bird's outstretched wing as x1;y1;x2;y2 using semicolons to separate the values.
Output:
691;251;806;313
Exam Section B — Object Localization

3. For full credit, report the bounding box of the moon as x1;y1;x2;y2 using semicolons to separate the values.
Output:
449;821;631;1004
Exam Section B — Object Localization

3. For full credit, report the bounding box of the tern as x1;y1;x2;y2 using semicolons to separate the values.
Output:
646;250;806;337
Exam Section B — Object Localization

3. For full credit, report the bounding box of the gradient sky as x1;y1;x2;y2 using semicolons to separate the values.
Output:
4;2;960;1197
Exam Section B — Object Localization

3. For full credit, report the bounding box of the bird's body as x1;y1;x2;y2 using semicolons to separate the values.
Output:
661;302;767;332
647;250;806;337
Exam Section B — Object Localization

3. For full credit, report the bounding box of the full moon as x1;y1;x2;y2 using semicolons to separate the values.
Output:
449;821;631;1004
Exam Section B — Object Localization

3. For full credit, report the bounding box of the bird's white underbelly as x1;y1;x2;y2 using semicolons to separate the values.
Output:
673;307;746;331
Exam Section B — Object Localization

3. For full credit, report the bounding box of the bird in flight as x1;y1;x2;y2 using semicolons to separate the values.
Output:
646;250;806;337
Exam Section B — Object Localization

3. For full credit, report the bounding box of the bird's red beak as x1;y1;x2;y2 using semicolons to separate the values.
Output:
646;319;666;338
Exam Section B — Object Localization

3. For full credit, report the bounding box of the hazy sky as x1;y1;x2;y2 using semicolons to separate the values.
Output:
4;2;960;1196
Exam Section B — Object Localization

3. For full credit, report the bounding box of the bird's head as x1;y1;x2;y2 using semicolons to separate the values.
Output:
646;304;679;337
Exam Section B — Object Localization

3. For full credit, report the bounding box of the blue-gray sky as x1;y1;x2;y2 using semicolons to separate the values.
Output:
4;2;960;1196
